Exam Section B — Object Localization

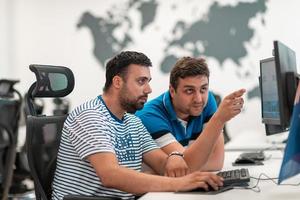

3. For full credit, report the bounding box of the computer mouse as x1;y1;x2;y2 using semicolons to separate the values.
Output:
234;157;256;164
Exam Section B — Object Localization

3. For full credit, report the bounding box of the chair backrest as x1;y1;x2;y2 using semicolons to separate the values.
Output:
25;64;74;200
0;79;22;139
26;115;66;200
0;79;22;200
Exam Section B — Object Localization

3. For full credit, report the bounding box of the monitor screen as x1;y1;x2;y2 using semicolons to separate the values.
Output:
259;40;298;135
260;57;280;124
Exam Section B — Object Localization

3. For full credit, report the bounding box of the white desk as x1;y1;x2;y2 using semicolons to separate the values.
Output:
225;130;287;151
140;148;300;200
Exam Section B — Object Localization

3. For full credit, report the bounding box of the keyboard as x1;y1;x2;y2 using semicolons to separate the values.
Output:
186;168;250;194
217;168;250;186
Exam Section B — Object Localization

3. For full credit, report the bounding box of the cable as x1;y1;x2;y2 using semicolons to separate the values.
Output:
233;184;261;193
250;173;278;188
250;175;278;181
245;173;300;193
231;173;300;193
252;173;300;186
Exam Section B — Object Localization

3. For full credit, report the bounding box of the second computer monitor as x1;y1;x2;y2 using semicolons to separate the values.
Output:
260;40;298;135
260;57;280;124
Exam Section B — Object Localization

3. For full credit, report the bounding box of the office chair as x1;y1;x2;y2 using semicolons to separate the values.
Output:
25;64;120;200
0;79;22;200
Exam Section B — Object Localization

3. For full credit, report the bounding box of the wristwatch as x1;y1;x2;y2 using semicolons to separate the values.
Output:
168;151;184;158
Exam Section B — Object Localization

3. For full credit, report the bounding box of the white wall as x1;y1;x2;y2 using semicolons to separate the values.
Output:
0;0;13;78
2;0;300;138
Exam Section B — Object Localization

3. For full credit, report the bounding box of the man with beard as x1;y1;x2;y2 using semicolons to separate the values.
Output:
136;57;245;175
52;51;224;200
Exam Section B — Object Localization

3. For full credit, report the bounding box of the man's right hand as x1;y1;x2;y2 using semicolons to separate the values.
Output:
164;153;189;177
173;171;224;192
214;89;246;124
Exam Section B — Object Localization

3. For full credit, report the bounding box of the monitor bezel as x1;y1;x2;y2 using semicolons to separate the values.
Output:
273;40;297;129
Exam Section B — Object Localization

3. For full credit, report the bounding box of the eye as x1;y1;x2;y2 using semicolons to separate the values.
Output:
200;87;208;94
137;77;149;85
185;88;194;94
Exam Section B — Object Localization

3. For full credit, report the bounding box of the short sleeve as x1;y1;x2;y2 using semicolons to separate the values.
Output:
137;111;171;138
155;133;177;147
139;122;159;154
67;109;115;160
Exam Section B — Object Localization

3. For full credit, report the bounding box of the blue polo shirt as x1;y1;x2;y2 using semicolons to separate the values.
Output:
136;91;217;146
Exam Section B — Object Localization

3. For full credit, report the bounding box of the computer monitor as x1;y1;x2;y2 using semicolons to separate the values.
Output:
259;40;299;135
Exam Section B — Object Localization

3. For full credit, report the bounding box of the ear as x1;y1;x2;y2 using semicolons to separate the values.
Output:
169;85;176;98
112;75;123;89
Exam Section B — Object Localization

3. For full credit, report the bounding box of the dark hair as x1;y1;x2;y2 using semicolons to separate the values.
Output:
103;51;152;92
170;57;209;90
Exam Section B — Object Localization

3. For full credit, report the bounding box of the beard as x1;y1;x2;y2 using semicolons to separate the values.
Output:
119;87;148;113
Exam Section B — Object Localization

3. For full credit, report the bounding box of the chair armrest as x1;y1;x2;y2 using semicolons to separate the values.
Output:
63;195;121;200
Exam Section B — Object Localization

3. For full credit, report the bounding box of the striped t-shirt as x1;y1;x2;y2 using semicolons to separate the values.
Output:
52;96;158;200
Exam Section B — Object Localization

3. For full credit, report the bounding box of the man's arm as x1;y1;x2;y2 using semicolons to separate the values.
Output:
87;152;223;194
201;133;224;171
142;148;189;177
184;89;245;171
160;132;224;172
160;89;245;172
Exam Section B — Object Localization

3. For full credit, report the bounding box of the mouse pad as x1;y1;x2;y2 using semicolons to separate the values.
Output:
179;185;234;195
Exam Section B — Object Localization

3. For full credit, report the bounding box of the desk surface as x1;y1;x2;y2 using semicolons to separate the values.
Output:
140;150;300;200
225;130;287;151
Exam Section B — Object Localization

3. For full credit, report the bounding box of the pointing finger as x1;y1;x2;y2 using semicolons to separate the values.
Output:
226;89;246;100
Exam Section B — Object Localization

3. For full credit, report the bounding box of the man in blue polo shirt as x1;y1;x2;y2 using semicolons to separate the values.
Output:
136;57;245;176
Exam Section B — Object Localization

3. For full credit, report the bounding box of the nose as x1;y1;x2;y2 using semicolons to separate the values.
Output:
144;82;152;94
194;91;203;103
